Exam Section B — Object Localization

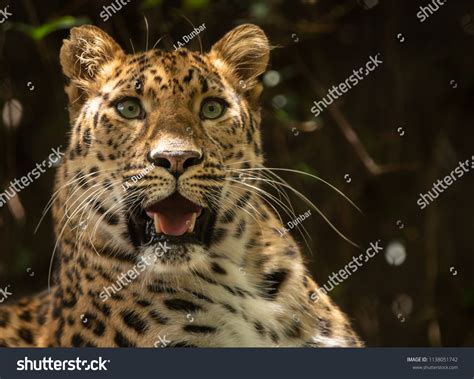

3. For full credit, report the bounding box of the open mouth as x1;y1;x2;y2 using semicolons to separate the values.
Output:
146;192;202;236
127;192;216;248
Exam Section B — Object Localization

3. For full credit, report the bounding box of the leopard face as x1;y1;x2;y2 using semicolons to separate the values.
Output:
56;24;269;273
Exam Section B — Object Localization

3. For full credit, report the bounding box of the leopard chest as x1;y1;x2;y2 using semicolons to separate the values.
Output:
55;268;302;347
128;291;300;348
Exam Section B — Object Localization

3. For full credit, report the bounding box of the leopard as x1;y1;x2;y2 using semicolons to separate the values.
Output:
0;24;363;347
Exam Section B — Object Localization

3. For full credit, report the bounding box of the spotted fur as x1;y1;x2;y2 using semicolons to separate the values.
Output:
0;24;362;347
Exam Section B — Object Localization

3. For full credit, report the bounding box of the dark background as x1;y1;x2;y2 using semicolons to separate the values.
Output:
0;0;473;347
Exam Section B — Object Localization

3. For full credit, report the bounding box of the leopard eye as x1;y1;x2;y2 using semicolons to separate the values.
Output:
201;98;226;120
116;98;143;119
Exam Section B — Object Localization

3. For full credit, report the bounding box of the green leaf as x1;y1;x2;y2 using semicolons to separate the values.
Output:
30;16;89;40
8;16;90;41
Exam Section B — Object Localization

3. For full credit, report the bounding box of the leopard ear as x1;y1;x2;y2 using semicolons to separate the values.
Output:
60;25;123;119
209;24;270;98
60;25;124;86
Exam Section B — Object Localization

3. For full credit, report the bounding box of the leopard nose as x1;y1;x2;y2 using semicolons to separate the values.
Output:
147;150;203;176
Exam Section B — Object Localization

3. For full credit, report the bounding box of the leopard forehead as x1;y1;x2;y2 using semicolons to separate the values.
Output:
99;49;232;101
85;47;242;122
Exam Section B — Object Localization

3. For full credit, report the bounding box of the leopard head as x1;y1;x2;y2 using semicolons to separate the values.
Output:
55;24;270;272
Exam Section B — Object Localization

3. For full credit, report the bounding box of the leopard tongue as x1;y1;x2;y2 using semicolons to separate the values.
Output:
152;212;196;236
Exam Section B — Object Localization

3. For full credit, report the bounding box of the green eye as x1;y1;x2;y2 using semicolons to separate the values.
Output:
116;98;143;119
201;99;226;120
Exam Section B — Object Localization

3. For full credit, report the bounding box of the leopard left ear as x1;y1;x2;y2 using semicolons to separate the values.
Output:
209;24;270;99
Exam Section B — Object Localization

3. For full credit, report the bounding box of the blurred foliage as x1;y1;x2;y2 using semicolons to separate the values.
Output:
141;0;163;10
5;16;90;40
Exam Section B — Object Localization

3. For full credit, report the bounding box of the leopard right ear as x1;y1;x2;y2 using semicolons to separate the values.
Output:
60;25;123;84
60;25;123;118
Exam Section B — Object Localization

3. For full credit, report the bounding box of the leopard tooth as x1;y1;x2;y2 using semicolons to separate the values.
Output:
187;212;197;233
153;214;161;234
